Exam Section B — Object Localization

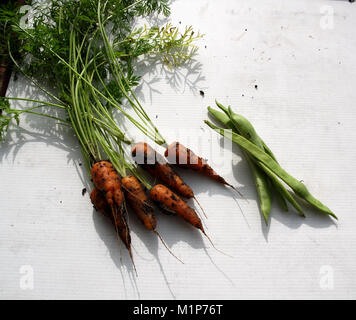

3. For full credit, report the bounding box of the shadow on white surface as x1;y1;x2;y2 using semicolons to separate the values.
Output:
92;209;141;299
138;208;236;295
133;54;206;105
91;189;236;299
130;213;178;299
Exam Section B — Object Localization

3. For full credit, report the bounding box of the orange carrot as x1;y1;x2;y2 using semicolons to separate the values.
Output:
91;161;124;210
121;175;183;263
121;175;156;231
90;187;132;254
132;142;194;199
91;161;134;266
150;184;229;256
165;142;243;197
150;184;203;229
90;188;111;218
132;142;208;218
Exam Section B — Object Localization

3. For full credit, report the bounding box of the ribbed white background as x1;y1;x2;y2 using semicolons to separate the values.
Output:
1;0;355;299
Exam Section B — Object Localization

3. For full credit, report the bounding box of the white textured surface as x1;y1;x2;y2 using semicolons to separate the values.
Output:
1;0;356;299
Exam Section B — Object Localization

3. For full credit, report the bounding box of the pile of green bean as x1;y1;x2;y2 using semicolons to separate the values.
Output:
205;101;336;224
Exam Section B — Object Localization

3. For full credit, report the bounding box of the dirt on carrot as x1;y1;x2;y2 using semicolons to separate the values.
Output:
121;175;184;263
149;184;204;232
121;175;156;231
164;142;243;197
91;161;133;263
131;142;194;199
90;188;110;217
90;186;131;250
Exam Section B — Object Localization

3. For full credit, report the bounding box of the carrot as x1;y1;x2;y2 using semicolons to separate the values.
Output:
121;175;183;263
149;184;204;231
164;141;243;197
149;184;224;251
132;142;207;218
132;142;193;198
90;161;135;269
91;161;123;209
90;187;132;256
90;188;111;218
121;175;156;231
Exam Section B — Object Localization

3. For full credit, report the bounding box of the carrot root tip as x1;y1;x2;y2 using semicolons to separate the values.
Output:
227;184;248;202
154;230;184;264
193;196;208;219
202;231;234;258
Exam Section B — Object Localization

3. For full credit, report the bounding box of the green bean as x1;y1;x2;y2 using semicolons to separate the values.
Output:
216;101;279;162
205;120;337;219
208;106;273;224
207;106;233;128
209;105;312;218
219;104;297;214
214;100;230;115
228;111;264;148
215;101;264;149
261;139;278;162
208;105;286;207
245;152;272;224
273;184;289;211
258;162;305;216
259;137;294;213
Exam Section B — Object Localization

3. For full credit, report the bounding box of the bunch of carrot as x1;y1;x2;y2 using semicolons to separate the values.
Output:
89;140;240;267
206;101;337;224
0;0;337;274
1;0;223;269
